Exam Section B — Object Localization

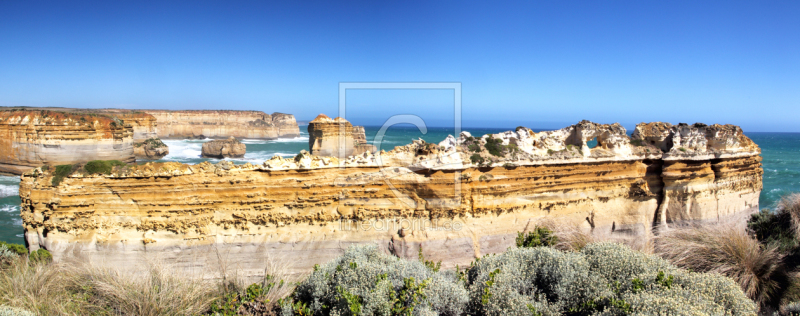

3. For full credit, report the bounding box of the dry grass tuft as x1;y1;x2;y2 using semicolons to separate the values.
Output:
536;219;654;253
0;258;83;315
779;193;800;239
68;259;220;316
655;222;787;307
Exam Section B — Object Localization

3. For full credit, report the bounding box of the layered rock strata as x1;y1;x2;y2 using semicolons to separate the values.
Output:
0;110;135;175
107;112;169;159
201;137;246;158
144;110;300;139
308;114;376;158
19;120;761;277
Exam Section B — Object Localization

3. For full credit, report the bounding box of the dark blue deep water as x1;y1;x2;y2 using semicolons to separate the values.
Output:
0;127;797;244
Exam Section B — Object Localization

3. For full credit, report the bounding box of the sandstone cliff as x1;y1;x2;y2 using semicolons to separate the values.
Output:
308;114;376;158
0;110;135;175
201;137;246;158
144;110;300;139
19;120;761;277
105;112;169;159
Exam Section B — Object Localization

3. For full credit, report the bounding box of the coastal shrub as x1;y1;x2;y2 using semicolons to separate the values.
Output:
288;245;468;316
83;160;126;175
0;243;25;258
466;243;756;316
749;208;797;251
470;154;484;165
515;227;557;248
0;246;18;266
0;306;34;316
483;137;505;157
656;223;787;308
28;249;51;264
51;164;75;186
136;138;167;149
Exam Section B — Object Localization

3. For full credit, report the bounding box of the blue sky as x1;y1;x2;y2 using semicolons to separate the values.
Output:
1;1;798;132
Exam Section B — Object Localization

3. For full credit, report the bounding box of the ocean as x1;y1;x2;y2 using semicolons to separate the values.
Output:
0;127;797;245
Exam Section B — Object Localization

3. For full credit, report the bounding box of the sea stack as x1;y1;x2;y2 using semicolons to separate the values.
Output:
307;114;376;158
201;137;246;158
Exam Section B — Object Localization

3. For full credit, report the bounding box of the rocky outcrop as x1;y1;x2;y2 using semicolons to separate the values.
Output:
134;138;169;160
19;120;761;277
308;114;376;158
201;137;246;158
144;110;300;139
0;110;135;175
106;112;169;159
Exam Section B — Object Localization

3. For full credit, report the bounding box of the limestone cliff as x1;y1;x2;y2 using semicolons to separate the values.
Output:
308;114;376;158
0;110;135;175
105;112;168;159
19;120;761;277
144;110;300;139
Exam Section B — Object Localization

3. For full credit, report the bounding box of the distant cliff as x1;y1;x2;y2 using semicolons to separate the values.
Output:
19;120;762;276
144;110;300;139
0;110;135;175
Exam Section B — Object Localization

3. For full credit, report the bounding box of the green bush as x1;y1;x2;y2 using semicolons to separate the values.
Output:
749;208;797;251
470;154;485;165
516;227;558;248
51;164;75;186
465;243;756;316
484;137;505;157
288;245;468;316
29;249;51;264
83;160;126;175
0;242;27;257
136;138;167;149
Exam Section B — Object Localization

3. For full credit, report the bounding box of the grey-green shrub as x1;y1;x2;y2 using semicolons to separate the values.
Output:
0;245;18;263
466;243;756;316
0;305;34;316
288;245;468;316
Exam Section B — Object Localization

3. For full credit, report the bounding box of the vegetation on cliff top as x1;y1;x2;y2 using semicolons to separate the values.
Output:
44;160;128;186
0;109;118;127
134;138;167;149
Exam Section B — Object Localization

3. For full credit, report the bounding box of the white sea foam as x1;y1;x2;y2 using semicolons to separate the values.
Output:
162;140;203;160
0;185;18;199
0;205;18;213
268;136;309;143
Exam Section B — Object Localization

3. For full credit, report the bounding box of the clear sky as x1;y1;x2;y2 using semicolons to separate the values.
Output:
1;1;798;132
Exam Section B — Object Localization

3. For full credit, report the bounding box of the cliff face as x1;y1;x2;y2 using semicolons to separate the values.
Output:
0;110;135;175
19;120;762;276
308;114;376;158
105;112;168;159
144;110;300;139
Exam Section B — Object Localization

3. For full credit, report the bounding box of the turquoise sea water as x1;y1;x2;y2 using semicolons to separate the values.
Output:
0;127;797;245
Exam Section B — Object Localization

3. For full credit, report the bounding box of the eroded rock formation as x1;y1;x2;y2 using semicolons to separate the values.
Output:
201;137;246;158
0;110;135;175
108;112;169;159
308;114;376;158
19;120;761;277
144;110;300;139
